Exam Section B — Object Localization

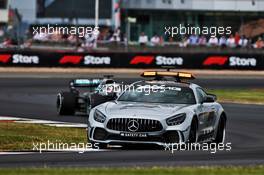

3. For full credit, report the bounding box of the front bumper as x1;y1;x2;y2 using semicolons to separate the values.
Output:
88;127;187;146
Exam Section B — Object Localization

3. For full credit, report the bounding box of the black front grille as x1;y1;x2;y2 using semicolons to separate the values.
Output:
106;118;163;132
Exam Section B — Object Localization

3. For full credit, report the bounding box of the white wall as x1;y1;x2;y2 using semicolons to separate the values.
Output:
123;0;264;11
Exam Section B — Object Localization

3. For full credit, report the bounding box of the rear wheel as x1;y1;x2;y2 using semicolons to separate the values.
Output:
57;92;76;115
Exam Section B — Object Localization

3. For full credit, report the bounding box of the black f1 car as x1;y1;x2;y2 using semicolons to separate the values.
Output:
56;76;120;116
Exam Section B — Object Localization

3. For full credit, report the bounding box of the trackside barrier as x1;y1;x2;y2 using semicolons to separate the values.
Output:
0;51;263;70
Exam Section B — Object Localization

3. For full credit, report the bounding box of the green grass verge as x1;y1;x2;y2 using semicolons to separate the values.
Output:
0;122;86;151
0;166;263;175
207;89;264;104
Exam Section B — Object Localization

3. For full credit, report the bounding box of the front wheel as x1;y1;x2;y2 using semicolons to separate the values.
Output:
188;117;198;143
213;115;226;143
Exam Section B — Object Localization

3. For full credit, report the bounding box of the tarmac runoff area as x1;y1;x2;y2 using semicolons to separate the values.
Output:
0;68;263;167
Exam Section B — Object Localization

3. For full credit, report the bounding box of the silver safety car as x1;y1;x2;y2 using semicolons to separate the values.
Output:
87;71;227;148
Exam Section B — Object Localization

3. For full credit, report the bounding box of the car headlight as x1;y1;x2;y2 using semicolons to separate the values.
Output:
166;113;186;126
94;109;106;123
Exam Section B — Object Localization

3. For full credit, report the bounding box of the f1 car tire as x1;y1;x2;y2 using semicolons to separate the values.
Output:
57;92;76;115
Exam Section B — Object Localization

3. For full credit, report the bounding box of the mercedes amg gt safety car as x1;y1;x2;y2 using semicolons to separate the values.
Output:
56;76;121;115
87;71;227;148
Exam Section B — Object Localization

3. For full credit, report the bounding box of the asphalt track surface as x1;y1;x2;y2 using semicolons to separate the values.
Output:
0;77;263;167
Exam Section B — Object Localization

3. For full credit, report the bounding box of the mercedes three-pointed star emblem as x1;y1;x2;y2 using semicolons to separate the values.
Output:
127;120;139;132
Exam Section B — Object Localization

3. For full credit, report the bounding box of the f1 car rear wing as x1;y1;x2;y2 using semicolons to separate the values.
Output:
70;79;103;88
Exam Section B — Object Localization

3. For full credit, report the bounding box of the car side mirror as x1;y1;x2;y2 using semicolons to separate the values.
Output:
207;93;217;101
202;95;216;103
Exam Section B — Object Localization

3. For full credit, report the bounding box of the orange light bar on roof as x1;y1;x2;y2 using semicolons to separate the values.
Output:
141;71;195;80
157;71;179;76
178;72;193;78
142;71;157;76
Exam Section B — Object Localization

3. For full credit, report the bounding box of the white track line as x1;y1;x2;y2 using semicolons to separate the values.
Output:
46;124;87;128
0;116;87;128
0;152;36;155
0;149;110;155
0;116;26;121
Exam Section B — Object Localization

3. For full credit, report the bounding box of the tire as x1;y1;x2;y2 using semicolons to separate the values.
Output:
213;115;226;143
89;93;110;109
188;117;198;143
57;92;76;115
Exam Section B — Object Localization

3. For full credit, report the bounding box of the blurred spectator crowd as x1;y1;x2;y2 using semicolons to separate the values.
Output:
0;25;264;50
139;32;264;49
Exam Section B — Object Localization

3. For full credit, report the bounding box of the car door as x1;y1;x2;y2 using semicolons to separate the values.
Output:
195;88;216;137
